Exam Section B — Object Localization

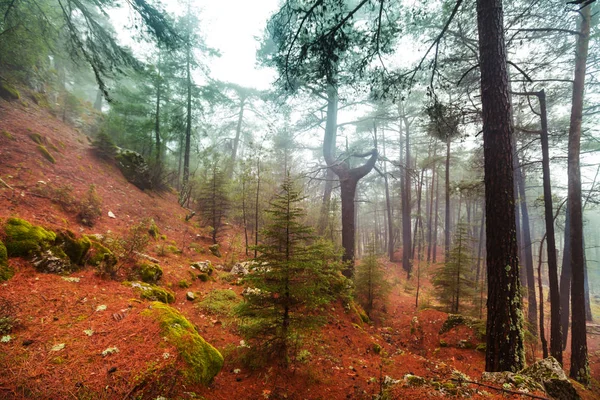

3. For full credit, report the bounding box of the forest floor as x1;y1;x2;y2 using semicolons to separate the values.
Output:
0;96;600;399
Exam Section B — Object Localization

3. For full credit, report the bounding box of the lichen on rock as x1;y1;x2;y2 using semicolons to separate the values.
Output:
143;302;223;385
125;281;174;303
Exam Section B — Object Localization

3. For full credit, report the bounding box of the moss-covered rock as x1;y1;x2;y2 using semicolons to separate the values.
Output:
125;281;175;303
0;81;20;100
0;241;13;281
137;262;163;283
37;145;55;164
208;244;221;258
86;239;117;267
404;374;427;387
143;302;223;385
115;149;152;190
520;357;580;400
55;231;91;266
31;247;73;274
4;218;56;257
190;261;214;275
439;314;486;339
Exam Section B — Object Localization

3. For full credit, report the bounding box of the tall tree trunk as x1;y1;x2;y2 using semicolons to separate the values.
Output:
180;17;193;206
317;168;335;236
324;84;377;277
538;234;549;359
229;96;246;179
516;163;538;335
382;128;395;262
412;168;424;260
560;207;571;350
476;0;524;372
568;4;591;384
154;73;162;164
427;158;436;263
475;204;485;286
254;160;261;259
401;107;412;277
533;90;563;363
433;168;440;263
444;139;451;261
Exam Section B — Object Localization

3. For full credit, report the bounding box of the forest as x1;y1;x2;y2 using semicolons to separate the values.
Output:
0;0;600;399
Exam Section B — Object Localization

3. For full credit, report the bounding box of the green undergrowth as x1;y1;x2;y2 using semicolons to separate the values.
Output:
143;302;223;385
0;241;13;281
124;281;175;303
197;289;240;317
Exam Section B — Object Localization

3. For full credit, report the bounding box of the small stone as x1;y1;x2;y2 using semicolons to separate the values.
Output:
186;291;195;301
108;211;116;219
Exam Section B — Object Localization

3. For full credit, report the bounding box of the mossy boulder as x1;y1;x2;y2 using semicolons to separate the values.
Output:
404;374;427;387
520;357;580;400
125;281;175;303
136;262;163;283
143;302;223;385
0;81;20;100
439;314;486;339
4;218;56;257
115;149;152;190
55;231;91;266
208;244;221;258
31;247;72;274
0;241;13;281
86;239;117;268
190;261;213;275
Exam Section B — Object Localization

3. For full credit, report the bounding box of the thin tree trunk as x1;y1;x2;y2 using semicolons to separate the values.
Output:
568;4;591;384
318;168;335;236
444;139;451;261
433;167;440;263
180;11;193;206
538;233;549;359
412;166;424;260
476;0;524;372
254;160;261;259
382;127;395;262
560;207;571;350
401;108;412;277
229;96;246;179
154;72;162;164
427;157;436;263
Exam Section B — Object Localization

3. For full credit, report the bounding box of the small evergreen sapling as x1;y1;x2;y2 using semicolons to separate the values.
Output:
432;222;476;313
236;176;343;366
354;241;390;318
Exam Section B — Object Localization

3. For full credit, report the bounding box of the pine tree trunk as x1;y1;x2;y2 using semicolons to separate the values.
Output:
444;139;451;261
476;0;524;372
560;207;571;350
537;89;562;363
538;234;549;359
568;4;591;385
154;75;162;164
401;108;412;277
516;163;538;335
433;169;440;263
317;168;335;236
229;96;246;179
382;128;395;262
180;20;193;206
427;158;436;263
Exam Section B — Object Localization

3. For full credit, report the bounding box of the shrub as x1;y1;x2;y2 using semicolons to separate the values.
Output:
135;263;163;283
92;132;117;160
77;184;102;227
354;242;391;318
198;289;240;317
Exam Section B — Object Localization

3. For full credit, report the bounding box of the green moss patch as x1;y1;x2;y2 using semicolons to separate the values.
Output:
28;133;43;144
4;217;56;257
125;281;175;303
86;239;116;267
197;289;240;317
0;241;13;281
0;81;20;100
136;262;163;283
56;231;91;266
1;130;15;140
143;302;223;385
37;145;55;164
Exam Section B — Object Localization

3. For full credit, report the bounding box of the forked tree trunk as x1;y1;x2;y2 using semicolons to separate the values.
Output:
476;0;524;372
324;85;377;277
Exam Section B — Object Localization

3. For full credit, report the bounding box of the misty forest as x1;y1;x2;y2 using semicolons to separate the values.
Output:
1;0;600;399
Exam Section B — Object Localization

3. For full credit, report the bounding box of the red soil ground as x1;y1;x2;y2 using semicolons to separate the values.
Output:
0;94;599;399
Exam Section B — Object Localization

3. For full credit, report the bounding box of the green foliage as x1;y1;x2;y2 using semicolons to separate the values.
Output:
28;133;43;144
55;230;91;266
143;302;224;385
178;280;190;288
1;130;15;140
235;176;343;365
77;184;102;227
0;241;13;281
37;145;56;164
197;163;229;244
3;217;56;257
86;239;118;277
197;289;240;317
0;81;20;100
432;222;476;313
354;242;391;318
92;132;118;160
136;263;163;284
148;219;160;238
125;281;175;303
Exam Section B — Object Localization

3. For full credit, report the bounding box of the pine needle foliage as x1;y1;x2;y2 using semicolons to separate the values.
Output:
236;176;344;366
432;222;476;313
197;164;229;244
354;241;390;318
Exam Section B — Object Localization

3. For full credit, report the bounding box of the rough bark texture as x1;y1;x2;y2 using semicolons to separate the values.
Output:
568;5;590;385
538;90;562;363
476;0;525;372
324;85;377;277
401;110;412;277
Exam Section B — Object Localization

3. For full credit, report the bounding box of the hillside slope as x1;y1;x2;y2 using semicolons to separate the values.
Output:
0;96;599;399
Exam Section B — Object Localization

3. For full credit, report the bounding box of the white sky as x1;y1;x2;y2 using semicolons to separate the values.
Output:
199;0;279;89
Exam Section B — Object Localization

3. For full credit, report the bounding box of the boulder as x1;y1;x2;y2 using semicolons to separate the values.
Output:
520;357;580;400
191;261;213;275
115;148;152;190
230;262;249;276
